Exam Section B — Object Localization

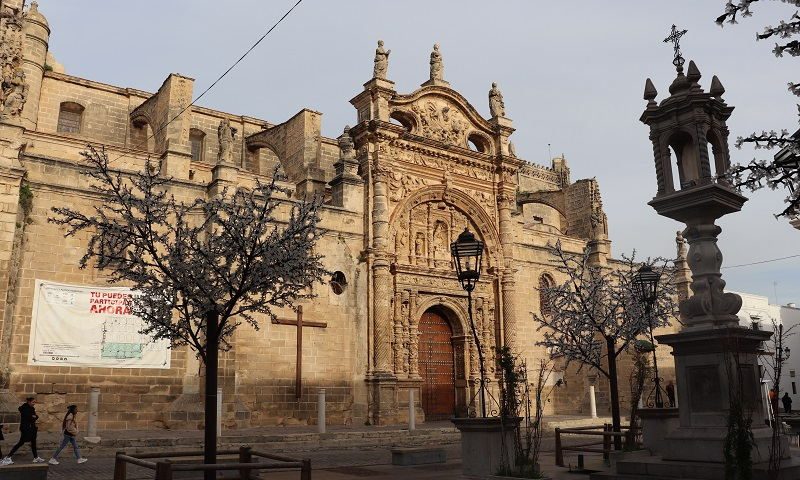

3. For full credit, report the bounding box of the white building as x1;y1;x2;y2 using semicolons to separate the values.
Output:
736;292;800;413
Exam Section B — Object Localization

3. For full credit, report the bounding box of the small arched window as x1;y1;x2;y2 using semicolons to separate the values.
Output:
389;111;415;132
539;273;555;318
467;133;490;154
57;102;84;134
190;128;206;162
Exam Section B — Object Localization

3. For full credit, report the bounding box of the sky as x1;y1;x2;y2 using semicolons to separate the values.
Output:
35;0;800;304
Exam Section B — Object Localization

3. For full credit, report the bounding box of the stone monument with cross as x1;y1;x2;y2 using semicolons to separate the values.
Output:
592;25;798;479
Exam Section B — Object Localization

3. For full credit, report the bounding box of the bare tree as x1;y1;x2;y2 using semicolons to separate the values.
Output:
533;242;677;448
716;1;800;221
49;146;327;477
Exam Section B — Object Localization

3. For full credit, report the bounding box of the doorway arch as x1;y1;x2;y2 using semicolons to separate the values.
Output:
418;308;456;420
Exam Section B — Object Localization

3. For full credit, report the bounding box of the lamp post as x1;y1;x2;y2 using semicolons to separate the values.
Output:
633;264;664;408
451;228;486;418
773;324;790;421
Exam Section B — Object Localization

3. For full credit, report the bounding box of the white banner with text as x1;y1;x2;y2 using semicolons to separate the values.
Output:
27;280;171;368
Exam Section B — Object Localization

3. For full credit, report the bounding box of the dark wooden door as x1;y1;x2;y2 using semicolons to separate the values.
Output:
419;310;455;420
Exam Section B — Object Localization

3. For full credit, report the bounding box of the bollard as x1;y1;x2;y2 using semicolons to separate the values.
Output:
217;387;223;436
318;388;326;434
85;387;101;443
408;389;416;431
589;385;597;419
603;424;611;461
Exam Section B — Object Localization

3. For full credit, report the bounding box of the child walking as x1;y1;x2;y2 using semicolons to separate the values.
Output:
48;405;87;465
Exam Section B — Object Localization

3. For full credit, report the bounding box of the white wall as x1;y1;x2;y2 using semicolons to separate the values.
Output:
735;291;800;411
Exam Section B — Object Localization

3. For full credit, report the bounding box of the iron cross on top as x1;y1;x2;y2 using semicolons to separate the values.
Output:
663;24;688;70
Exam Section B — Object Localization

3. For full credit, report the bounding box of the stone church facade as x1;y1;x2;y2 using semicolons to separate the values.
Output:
0;2;636;431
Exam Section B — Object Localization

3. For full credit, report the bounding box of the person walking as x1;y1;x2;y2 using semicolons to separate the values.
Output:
770;388;779;419
2;397;44;464
665;380;676;408
48;405;87;465
0;422;5;466
782;392;793;415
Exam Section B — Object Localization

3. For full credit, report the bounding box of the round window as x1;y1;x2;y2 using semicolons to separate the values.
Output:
330;271;347;295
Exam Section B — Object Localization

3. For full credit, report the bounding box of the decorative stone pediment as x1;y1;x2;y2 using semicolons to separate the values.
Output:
390;86;496;153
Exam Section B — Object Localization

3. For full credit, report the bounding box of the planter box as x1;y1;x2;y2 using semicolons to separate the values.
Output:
452;417;521;478
638;407;678;455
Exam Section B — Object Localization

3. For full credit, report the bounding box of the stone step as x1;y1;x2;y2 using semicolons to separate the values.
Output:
591;473;703;480
615;458;724;479
0;463;49;480
614;456;800;480
391;447;446;465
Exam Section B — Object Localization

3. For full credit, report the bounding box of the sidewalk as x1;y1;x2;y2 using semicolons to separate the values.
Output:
13;415;611;455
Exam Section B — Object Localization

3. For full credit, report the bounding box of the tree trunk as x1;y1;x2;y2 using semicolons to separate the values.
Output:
606;337;622;450
204;312;219;480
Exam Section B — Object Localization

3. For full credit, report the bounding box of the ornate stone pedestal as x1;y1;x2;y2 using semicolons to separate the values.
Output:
658;327;775;463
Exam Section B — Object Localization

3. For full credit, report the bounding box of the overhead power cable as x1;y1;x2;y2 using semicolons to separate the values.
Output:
722;253;800;269
108;0;304;166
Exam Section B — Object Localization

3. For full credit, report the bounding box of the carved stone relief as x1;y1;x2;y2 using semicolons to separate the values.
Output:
0;2;26;121
409;100;468;147
388;171;432;202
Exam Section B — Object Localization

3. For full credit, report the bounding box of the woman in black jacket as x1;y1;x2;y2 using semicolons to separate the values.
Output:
2;397;44;464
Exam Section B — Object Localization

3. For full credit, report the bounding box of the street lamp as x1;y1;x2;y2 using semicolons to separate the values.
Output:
633;265;665;408
451;228;487;417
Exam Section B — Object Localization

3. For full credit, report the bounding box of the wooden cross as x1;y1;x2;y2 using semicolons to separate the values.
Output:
273;306;327;399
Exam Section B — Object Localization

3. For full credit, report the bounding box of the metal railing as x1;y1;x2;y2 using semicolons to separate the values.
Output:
113;446;311;480
554;424;640;467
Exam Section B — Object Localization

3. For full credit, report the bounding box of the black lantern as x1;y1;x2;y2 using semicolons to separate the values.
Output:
451;228;484;292
633;265;660;305
633;264;667;408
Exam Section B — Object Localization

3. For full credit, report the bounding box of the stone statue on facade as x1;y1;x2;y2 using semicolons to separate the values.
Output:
429;44;443;82
675;230;687;260
508;142;517;158
1;70;26;118
216;118;236;164
373;40;390;79
489;82;505;118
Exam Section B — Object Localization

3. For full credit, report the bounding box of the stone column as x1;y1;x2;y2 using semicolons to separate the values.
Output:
393;291;403;373
372;161;393;375
409;291;420;377
497;191;517;350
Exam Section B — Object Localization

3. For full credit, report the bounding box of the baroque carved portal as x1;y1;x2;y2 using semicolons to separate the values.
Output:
392;199;488;270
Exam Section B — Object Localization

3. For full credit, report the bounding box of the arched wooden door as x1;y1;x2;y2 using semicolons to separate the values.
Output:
419;310;456;420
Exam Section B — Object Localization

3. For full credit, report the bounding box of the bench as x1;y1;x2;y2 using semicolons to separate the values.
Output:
391;446;446;466
0;463;48;480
